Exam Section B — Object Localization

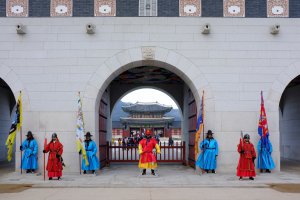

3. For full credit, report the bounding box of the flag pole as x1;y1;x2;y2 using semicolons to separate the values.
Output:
20;126;22;174
43;131;46;181
79;91;82;175
19;91;22;174
260;91;263;174
79;153;82;175
201;91;205;174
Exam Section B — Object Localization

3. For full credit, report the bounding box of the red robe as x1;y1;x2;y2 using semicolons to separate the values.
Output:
138;138;160;169
44;140;63;178
237;140;256;177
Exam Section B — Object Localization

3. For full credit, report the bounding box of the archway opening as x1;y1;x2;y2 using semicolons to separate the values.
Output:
111;88;183;141
98;65;198;168
279;74;300;173
0;78;16;172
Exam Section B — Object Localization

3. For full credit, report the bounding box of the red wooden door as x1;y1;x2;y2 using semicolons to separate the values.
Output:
99;90;108;168
188;90;197;168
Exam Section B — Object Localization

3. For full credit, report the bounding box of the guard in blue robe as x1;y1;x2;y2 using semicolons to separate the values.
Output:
196;130;218;173
20;131;38;173
257;138;275;172
81;132;100;174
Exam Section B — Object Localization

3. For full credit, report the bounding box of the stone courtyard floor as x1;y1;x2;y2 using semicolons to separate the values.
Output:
0;162;300;199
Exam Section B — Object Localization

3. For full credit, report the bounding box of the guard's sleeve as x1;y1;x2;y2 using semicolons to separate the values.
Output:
215;140;219;156
33;140;38;155
269;140;273;153
155;144;161;154
251;144;256;158
92;141;98;156
138;144;143;154
257;140;261;153
21;140;26;151
57;143;63;156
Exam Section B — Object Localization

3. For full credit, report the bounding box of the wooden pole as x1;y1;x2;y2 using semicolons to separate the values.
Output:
20;126;22;174
79;153;82;175
43;136;47;181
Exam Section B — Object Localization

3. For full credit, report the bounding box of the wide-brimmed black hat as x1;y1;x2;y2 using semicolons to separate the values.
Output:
26;131;33;137
85;132;93;137
52;133;57;139
206;130;214;135
243;134;250;139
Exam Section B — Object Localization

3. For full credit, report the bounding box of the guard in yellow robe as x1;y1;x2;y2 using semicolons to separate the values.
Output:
138;129;161;175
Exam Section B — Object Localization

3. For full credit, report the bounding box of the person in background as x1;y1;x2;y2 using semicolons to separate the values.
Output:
43;133;63;180
20;131;38;173
196;130;218;173
168;136;174;146
81;132;100;174
237;134;256;180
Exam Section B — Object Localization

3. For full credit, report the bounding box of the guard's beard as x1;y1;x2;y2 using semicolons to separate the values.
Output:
146;135;151;143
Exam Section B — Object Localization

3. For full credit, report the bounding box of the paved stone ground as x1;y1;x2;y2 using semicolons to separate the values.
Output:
0;161;300;199
0;164;300;188
0;187;300;200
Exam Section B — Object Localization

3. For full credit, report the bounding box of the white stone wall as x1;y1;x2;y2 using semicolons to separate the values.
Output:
280;84;300;161
0;17;300;173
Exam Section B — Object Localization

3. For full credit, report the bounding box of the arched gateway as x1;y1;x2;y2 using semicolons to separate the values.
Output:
83;47;214;168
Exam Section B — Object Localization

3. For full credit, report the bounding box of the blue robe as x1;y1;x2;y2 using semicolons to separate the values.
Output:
196;138;218;170
21;139;38;170
257;139;275;170
82;140;100;171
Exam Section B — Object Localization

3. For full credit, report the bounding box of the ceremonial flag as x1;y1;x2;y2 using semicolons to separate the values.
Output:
5;91;22;162
195;91;204;159
258;91;270;149
76;92;89;166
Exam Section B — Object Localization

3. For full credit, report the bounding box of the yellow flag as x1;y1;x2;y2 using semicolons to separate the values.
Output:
6;92;22;162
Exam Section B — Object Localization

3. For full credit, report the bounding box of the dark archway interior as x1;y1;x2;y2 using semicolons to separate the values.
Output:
0;78;16;165
279;75;300;170
109;66;184;113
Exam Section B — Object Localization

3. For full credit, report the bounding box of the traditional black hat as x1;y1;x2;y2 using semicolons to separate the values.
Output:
243;134;250;139
207;130;214;135
26;131;33;137
52;133;57;139
85;132;93;137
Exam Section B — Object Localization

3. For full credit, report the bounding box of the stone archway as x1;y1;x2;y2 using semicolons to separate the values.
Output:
0;65;26;102
83;47;214;130
268;61;300;170
83;47;214;167
0;65;28;171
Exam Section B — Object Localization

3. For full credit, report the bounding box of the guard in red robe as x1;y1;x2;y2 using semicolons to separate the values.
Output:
138;129;160;175
43;133;63;180
237;134;256;180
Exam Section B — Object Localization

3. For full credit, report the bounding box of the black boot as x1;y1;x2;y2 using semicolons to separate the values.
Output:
212;169;216;174
266;169;271;173
83;170;86;174
92;170;95;174
142;169;146;175
49;177;52;180
26;170;30;173
151;169;156;176
249;177;254;180
239;176;242;180
58;177;61;180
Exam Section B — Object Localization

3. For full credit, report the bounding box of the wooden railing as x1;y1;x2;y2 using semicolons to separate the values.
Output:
106;141;186;165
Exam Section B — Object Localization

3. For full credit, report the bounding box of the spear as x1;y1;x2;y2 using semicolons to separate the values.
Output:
43;134;47;181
